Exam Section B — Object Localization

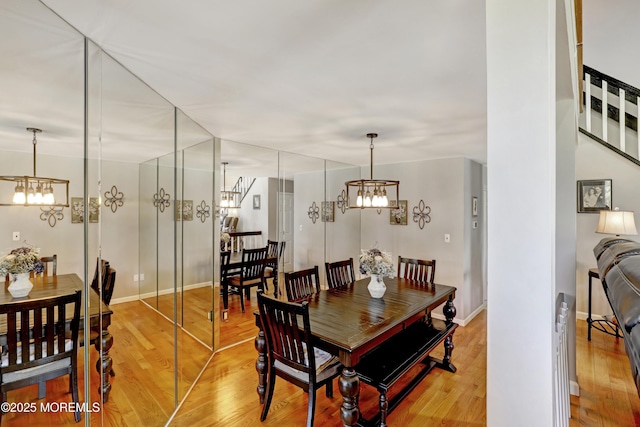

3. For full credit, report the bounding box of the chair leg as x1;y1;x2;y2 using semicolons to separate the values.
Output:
240;288;246;313
223;283;229;309
306;384;317;427
325;379;333;398
260;365;277;421
38;380;46;399
71;369;81;422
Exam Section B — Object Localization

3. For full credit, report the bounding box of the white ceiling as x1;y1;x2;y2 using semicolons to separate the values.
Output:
0;1;634;168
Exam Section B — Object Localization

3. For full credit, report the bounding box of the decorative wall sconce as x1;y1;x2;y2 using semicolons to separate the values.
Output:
196;200;211;223
153;188;171;213
412;200;432;229
337;189;348;214
308;201;319;224
40;207;64;227
104;185;124;213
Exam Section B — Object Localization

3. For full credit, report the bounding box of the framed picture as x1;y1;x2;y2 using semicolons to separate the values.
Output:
389;200;408;225
253;194;261;210
71;197;100;223
472;197;478;217
577;179;612;213
321;201;335;222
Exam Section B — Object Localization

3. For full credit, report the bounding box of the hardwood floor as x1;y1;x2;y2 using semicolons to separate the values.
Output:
4;296;640;426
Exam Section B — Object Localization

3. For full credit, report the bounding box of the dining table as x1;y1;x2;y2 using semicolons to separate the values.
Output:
1;273;114;403
254;276;457;426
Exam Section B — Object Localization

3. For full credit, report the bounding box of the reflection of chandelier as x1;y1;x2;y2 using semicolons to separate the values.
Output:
345;133;399;209
220;162;240;208
0;128;69;207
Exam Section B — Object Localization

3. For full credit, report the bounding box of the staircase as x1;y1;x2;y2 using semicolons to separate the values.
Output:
231;176;256;206
580;65;640;167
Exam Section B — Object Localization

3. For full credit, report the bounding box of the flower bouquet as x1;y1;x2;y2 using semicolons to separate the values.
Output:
0;245;44;298
359;246;395;298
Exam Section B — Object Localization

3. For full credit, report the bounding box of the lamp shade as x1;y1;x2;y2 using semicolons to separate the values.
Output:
596;209;638;236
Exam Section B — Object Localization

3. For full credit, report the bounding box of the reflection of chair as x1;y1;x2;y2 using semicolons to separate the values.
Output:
284;266;321;302
257;292;341;427
226;247;268;313
0;290;82;423
325;258;355;289
91;259;115;305
90;258;110;298
397;256;436;284
33;254;57;278
264;240;285;290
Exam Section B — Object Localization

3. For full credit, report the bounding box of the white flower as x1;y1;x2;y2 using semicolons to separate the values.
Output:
359;246;395;278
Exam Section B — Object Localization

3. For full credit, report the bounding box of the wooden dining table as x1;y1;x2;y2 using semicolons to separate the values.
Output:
1;273;114;402
254;276;457;427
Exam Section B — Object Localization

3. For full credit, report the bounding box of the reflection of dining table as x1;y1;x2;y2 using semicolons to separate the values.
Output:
254;277;457;426
1;273;114;402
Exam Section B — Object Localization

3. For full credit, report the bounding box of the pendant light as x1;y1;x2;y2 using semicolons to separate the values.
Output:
345;133;399;209
220;162;240;208
0;128;69;207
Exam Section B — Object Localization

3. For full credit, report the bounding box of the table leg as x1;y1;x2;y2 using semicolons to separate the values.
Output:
338;367;360;427
255;327;267;404
94;329;113;403
440;295;458;372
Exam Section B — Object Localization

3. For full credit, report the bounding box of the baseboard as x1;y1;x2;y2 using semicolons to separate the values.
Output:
111;281;212;305
432;303;486;327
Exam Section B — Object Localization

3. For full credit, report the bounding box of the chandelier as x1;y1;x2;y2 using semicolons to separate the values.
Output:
220;162;240;208
0;128;69;207
345;133;399;209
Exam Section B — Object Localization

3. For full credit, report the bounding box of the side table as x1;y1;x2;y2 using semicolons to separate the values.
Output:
587;268;623;341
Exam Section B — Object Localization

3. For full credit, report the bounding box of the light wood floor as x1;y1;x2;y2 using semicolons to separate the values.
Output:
4;298;640;426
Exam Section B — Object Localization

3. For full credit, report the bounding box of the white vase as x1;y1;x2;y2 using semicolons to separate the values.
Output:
8;272;33;298
367;274;386;298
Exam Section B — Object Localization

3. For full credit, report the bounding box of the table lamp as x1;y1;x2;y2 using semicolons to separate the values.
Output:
596;207;638;236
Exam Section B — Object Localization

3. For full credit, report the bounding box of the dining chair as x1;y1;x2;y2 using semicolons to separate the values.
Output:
284;266;321;302
90;258;110;297
397;256;436;284
226;246;268;313
325;258;355;289
32;254;57;278
0;290;82;423
257;292;341;427
264;240;286;292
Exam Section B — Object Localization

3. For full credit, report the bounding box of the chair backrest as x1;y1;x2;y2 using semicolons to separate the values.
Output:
325;258;355;289
220;250;231;281
0;290;81;390
257;292;316;376
101;267;117;305
38;254;57;277
284;266;321;302
230;217;239;231
266;240;286;268
90;258;110;297
397;256;436;284
241;247;268;281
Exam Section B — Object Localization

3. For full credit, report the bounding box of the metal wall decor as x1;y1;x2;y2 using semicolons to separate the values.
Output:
153;188;171;212
104;185;124;213
196;200;210;223
412;200;432;229
308;201;319;224
40;207;64;227
337;189;348;214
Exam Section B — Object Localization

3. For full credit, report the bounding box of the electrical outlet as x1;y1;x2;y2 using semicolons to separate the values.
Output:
444;233;451;243
133;274;139;282
139;274;145;281
12;232;20;241
221;309;229;321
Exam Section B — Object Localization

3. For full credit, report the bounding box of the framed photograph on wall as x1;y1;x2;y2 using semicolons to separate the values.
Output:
71;197;100;223
253;194;261;210
321;201;335;222
577;179;612;213
389;200;408;225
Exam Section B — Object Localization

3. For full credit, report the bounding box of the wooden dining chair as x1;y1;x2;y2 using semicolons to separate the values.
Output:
397;256;436;284
0;290;82;423
226;246;268;312
325;258;355;289
284;266;321;302
257;292;341;427
32;254;57;278
264;240;286;292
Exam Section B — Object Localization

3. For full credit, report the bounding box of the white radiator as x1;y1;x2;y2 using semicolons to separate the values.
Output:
554;300;570;427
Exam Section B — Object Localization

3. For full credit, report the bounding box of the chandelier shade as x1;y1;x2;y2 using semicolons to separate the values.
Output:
220;162;241;208
0;128;69;207
345;133;399;209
